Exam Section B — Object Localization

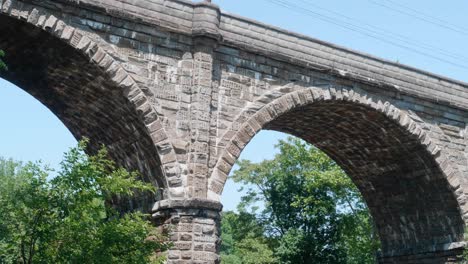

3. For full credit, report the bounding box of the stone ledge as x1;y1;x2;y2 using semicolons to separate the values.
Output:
192;1;221;40
151;199;223;213
379;241;467;258
219;11;468;89
26;0;468;111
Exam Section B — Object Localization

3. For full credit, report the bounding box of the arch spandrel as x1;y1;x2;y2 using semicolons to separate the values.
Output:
0;1;179;201
210;86;467;258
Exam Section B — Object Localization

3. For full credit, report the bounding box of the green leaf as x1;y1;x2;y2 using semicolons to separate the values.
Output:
0;49;7;71
226;136;380;264
0;141;169;263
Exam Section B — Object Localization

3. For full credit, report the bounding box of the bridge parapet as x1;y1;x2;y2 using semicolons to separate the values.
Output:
11;0;468;109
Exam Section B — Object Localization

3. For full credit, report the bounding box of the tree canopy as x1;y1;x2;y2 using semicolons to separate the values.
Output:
220;211;275;264
0;140;170;264
221;137;380;264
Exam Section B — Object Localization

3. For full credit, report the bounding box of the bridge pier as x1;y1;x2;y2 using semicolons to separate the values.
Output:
152;199;222;264
151;199;466;264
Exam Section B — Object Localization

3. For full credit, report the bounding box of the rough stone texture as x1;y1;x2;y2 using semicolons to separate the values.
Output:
379;247;464;264
153;199;222;264
2;0;468;263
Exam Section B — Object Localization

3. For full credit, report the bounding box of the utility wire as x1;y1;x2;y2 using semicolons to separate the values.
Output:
370;0;468;36
297;0;468;62
263;0;468;70
383;0;468;32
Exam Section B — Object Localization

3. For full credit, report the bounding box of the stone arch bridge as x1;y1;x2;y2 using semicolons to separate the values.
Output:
1;0;468;263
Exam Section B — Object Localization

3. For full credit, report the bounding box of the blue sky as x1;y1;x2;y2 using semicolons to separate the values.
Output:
1;0;467;211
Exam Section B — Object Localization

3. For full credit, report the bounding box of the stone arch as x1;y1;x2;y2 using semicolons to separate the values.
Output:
210;85;466;260
0;1;178;203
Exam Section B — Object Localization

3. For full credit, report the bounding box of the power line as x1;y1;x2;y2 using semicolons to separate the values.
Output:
263;0;468;70
370;0;468;36
297;0;468;62
380;0;468;33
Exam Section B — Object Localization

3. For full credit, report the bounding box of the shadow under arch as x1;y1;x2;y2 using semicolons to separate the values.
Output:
211;86;466;261
0;13;167;209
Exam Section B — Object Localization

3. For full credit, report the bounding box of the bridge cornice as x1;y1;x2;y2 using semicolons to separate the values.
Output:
35;0;468;112
217;12;468;111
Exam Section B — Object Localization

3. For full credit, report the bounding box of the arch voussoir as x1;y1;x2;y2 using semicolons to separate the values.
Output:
0;0;181;195
210;85;466;260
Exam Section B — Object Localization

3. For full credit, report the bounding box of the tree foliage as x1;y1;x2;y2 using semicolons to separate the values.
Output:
221;137;380;264
0;140;171;264
220;211;276;264
0;50;6;71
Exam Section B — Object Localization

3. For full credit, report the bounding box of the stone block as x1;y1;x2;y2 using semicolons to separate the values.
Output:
175;242;192;251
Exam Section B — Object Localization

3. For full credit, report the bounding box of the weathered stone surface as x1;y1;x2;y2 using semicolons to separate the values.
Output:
153;204;221;264
2;0;468;263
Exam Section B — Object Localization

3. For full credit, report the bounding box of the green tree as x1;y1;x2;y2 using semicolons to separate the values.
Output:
0;50;6;71
220;211;276;264
229;137;379;264
0;140;171;264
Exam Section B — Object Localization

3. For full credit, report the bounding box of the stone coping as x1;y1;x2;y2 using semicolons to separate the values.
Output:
151;199;223;213
49;0;468;91
219;10;468;89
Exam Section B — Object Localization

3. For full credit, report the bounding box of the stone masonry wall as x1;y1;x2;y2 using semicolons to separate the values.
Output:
152;200;222;264
2;0;468;262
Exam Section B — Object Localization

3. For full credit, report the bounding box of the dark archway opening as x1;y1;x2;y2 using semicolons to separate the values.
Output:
263;100;464;259
222;97;465;263
0;14;164;211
